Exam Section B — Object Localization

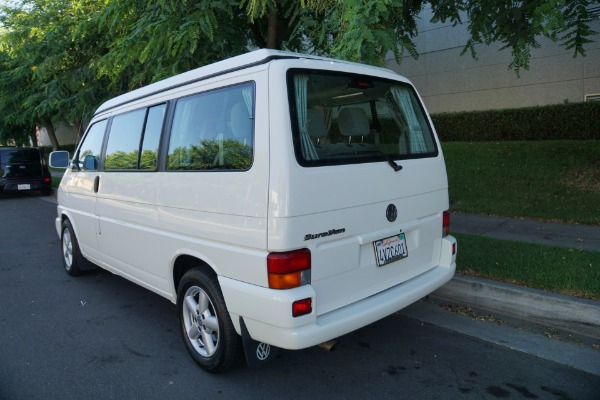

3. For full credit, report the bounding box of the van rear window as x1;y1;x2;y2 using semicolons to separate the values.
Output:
287;70;438;167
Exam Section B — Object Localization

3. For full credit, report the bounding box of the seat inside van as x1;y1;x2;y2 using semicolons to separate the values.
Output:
229;102;252;146
338;107;370;144
306;109;328;147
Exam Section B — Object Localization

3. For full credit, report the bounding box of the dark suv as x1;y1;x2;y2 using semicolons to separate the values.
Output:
0;146;52;196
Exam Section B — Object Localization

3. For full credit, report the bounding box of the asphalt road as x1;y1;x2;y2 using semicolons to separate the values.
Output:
1;193;599;400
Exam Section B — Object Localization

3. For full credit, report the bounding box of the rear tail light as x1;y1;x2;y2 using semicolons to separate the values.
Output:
442;211;450;237
43;177;51;183
267;249;311;289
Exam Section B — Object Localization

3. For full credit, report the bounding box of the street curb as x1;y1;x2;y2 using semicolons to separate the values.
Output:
430;275;600;341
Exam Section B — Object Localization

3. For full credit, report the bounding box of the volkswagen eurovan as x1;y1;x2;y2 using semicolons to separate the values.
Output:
50;50;457;373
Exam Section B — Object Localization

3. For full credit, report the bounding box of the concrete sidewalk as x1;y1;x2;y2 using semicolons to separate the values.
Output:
417;212;600;374
452;212;600;252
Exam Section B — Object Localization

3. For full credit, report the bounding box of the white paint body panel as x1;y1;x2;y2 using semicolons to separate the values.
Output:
55;50;456;350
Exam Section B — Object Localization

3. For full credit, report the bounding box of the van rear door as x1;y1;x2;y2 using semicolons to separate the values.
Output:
269;67;449;316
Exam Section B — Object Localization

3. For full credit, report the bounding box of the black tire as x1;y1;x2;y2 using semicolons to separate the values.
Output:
177;268;243;373
61;219;82;276
41;187;52;196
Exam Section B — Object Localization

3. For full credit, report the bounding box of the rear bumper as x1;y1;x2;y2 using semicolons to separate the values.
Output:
221;235;457;350
0;177;51;192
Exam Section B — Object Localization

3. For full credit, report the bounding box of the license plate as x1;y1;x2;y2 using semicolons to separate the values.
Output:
17;184;31;190
373;233;408;267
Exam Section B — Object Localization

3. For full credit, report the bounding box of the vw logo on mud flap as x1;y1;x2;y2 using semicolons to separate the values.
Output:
256;343;271;360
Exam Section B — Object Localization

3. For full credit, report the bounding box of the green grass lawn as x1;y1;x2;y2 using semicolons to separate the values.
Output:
455;233;600;301
443;140;600;299
442;140;600;225
51;175;62;187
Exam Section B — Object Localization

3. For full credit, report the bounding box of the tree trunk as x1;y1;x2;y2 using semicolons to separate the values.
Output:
267;8;280;49
72;119;85;143
29;126;38;147
42;118;60;151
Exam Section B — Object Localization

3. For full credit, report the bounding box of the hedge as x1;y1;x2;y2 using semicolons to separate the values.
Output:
431;101;600;142
39;144;77;154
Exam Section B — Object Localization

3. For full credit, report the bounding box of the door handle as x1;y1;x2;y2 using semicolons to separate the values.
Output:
94;176;100;193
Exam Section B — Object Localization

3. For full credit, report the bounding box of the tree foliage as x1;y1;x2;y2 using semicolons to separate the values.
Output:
0;0;114;148
167;140;253;170
444;0;600;73
0;0;597;146
240;0;599;70
95;0;249;88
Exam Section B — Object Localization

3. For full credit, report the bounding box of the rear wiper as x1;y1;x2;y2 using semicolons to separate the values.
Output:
367;151;403;172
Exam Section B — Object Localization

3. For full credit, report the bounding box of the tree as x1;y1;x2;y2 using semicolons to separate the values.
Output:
0;120;33;146
0;0;116;149
99;0;599;87
0;0;597;135
242;0;599;72
96;0;250;89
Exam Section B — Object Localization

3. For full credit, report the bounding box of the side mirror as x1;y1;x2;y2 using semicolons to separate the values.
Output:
49;151;70;169
83;154;98;171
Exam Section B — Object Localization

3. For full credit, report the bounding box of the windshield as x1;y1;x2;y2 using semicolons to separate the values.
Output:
287;69;438;167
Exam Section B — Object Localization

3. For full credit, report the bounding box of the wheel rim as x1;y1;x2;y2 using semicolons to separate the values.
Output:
183;286;220;358
62;228;73;270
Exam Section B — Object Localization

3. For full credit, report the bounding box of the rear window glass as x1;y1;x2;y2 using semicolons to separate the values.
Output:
0;149;40;166
287;70;438;167
0;148;42;178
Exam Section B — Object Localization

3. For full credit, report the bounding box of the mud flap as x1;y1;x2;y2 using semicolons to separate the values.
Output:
79;254;98;271
239;317;278;368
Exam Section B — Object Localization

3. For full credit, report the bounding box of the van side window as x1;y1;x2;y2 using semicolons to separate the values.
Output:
167;83;254;171
140;105;165;170
105;109;145;170
77;120;107;171
105;104;166;171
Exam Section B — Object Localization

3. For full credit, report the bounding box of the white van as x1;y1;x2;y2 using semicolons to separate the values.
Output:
51;49;457;373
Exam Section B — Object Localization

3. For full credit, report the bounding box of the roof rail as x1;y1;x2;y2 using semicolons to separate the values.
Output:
94;50;307;116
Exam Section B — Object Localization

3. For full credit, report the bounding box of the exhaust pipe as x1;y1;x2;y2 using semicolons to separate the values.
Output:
319;340;338;352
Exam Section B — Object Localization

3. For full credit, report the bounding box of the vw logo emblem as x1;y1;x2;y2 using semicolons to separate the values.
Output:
256;343;271;360
386;204;397;222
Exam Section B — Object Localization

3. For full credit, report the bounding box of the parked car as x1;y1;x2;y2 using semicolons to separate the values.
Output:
50;49;457;373
0;146;52;196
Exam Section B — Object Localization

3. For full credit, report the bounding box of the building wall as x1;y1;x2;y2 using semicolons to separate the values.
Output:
37;123;80;147
386;6;600;114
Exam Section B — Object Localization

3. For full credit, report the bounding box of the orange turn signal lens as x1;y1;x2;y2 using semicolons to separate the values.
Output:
268;271;302;290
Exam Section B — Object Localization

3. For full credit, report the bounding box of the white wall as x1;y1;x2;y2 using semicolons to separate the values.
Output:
386;6;600;113
37;123;80;147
